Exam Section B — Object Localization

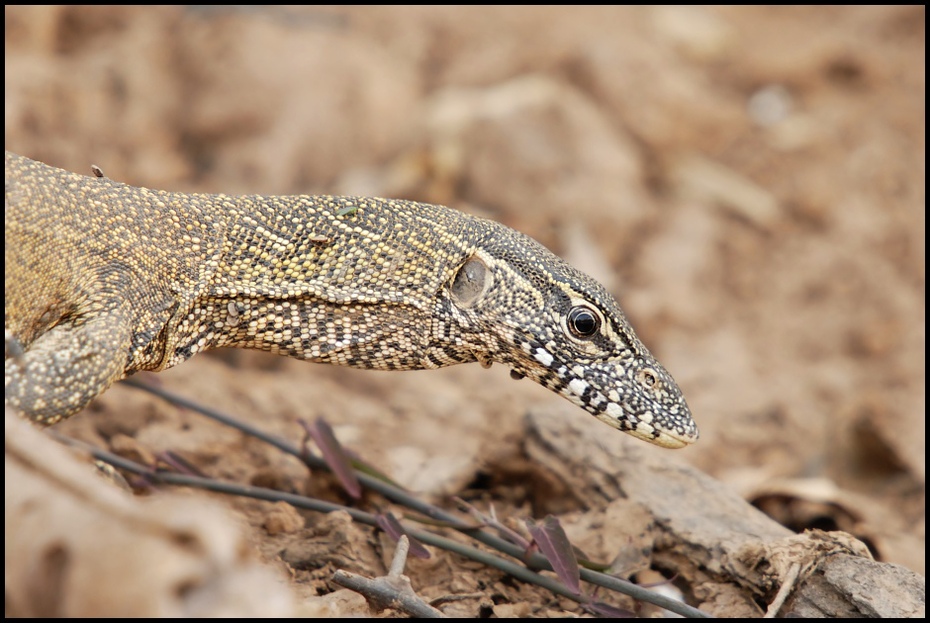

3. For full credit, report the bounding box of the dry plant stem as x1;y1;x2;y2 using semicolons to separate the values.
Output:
114;379;711;618
765;562;801;618
49;438;594;606
55;433;709;617
453;496;532;549
331;570;445;618
331;536;445;617
389;534;411;576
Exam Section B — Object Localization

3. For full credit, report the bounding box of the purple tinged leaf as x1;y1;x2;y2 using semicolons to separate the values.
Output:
376;513;431;559
526;515;582;596
159;450;208;478
307;417;362;499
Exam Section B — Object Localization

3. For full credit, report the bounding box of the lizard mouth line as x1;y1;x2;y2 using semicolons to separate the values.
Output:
561;379;697;449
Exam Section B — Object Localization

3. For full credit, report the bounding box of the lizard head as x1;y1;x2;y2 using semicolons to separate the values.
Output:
447;223;698;449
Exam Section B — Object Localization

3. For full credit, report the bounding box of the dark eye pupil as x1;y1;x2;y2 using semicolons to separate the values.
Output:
568;307;599;337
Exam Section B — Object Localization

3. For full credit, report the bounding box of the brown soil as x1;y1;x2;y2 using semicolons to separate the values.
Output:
5;5;924;617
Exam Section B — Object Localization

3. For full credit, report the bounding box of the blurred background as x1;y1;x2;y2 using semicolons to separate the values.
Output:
5;6;924;575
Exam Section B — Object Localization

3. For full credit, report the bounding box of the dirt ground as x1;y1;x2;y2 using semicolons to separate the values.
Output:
5;5;924;617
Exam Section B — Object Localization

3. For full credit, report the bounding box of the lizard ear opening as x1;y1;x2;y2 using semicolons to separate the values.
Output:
450;256;491;308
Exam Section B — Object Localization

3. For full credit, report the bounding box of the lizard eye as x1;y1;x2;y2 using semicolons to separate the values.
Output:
567;306;600;338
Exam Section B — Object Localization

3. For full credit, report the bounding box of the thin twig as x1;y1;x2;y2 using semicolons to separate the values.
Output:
117;377;711;618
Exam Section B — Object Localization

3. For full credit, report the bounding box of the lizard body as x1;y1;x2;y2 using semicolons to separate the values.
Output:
5;151;697;448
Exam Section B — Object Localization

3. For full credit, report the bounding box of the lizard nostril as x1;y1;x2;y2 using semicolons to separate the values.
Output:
638;368;659;390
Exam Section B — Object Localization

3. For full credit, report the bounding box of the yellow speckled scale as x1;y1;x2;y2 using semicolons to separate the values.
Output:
4;151;697;448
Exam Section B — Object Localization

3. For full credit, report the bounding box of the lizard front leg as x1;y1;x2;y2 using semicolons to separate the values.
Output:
5;300;134;425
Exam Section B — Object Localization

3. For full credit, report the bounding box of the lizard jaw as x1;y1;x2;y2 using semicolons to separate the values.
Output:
593;411;696;449
557;362;699;449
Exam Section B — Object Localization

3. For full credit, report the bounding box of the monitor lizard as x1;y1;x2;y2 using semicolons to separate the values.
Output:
4;151;698;448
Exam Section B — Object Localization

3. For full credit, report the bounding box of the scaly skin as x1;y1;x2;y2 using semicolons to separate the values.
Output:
4;151;697;447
